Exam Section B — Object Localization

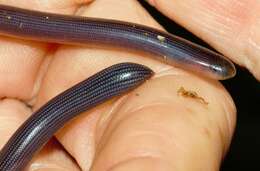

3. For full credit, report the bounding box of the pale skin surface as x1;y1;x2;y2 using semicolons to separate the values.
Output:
0;0;259;170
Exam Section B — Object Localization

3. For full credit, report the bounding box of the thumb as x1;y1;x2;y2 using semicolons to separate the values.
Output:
91;74;236;171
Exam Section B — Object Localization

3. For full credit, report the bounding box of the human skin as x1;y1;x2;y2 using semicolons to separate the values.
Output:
1;0;258;170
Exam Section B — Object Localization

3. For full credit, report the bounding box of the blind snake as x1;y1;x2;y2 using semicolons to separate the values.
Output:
0;4;236;80
0;4;236;171
0;62;153;171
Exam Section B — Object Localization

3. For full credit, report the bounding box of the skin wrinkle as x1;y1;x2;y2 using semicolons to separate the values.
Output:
125;130;180;154
221;91;237;155
188;4;234;46
247;38;260;78
234;2;257;68
118;114;195;158
29;163;70;171
94;99;132;159
104;91;184;127
204;88;235;157
102;104;173;147
176;103;226;161
106;156;168;171
96;96;129;143
244;3;260;78
0;37;47;99
104;105;193;150
191;9;232;37
0;99;32;120
209;88;234;147
27;51;53;104
95;110;173;170
123;76;212;114
217;122;228;160
218;107;232;156
56;110;98;171
201;0;252;25
0;99;31;148
196;0;255;57
26;138;81;171
0;39;43;70
216;88;237;155
27;54;53;106
123;101;172;115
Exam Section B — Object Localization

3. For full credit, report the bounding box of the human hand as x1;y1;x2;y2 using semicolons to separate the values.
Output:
0;0;247;170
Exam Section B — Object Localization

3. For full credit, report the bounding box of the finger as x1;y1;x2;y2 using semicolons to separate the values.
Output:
0;0;89;100
34;0;236;170
147;0;260;80
91;73;236;171
0;99;80;171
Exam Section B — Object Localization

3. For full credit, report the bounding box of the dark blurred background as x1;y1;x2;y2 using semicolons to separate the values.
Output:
139;1;260;170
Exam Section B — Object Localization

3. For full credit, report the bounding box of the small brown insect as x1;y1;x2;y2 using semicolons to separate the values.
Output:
178;86;208;105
